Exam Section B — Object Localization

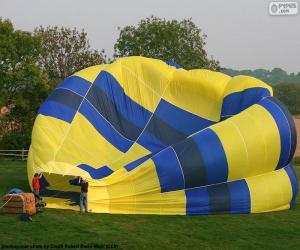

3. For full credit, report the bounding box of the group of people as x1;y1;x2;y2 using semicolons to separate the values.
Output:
32;173;89;213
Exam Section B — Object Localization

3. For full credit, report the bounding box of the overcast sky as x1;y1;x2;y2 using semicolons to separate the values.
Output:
1;0;299;72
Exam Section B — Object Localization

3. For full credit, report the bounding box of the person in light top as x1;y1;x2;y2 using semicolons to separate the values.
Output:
79;177;89;213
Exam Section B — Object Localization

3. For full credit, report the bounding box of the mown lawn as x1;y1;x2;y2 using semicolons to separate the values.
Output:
0;160;300;250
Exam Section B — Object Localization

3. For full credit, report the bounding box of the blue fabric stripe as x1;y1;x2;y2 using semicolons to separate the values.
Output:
269;97;297;164
165;61;183;69
193;129;228;184
93;71;152;129
57;76;91;96
137;130;166;153
124;154;153;172
284;164;298;208
38;101;76;123
228;180;251;214
87;84;142;141
258;97;291;169
185;188;209;215
222;87;270;117
155;99;215;135
79;100;133;153
185;179;252;215
77;164;114;179
152;147;185;192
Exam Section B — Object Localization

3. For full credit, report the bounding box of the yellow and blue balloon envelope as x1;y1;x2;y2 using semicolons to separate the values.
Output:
27;56;298;214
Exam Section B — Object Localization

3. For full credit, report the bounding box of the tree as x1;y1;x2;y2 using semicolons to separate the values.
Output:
35;26;107;86
222;67;300;85
0;18;50;148
273;82;300;115
114;16;220;70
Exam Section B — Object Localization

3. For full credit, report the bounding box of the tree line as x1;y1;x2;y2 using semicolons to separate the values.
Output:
0;16;299;149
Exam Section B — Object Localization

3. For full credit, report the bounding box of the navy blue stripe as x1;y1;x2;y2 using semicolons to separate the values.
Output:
268;97;297;164
173;138;207;189
284;164;298;208
193;129;228;184
46;88;82;110
145;114;187;147
228;180;251;214
77;164;114;179
222;87;270;117
38;101;76;123
57;76;91;96
79;100;133;153
185;188;209;215
155;99;215;135
259;97;292;169
124;153;154;172
207;183;231;214
137;130;166;153
86;84;142;141
152;147;185;192
94;71;152;128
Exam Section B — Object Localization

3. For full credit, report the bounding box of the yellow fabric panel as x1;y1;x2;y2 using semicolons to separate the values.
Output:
40;173;79;192
246;169;293;213
104;57;174;112
54;113;124;172
88;190;186;215
245;104;281;172
108;191;186;215
164;69;230;121
211;104;281;180
27;148;35;189
88;168;129;186
35;161;89;177
109;143;151;170
29;115;70;174
229;107;278;177
106;159;160;199
210;120;249;180
72;65;107;83
223;75;273;97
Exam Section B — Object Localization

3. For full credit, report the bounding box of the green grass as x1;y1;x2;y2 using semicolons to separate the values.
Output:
0;160;300;250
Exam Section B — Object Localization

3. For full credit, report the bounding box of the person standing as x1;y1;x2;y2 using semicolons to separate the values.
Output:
32;173;42;201
79;177;89;213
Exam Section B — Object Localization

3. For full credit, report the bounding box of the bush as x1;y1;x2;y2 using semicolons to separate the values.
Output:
292;157;300;166
273;82;300;115
0;130;31;150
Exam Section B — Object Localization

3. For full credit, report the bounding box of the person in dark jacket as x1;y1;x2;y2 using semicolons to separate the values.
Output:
32;173;42;201
79;177;89;213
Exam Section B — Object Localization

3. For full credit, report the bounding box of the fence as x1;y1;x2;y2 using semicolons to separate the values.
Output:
0;149;29;160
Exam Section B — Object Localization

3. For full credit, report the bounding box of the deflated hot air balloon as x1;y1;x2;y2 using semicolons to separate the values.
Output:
27;56;298;215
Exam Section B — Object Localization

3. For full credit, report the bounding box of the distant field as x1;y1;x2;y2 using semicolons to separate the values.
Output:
294;118;300;157
0;160;300;250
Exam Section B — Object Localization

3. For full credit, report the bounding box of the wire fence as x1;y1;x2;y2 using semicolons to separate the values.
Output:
0;149;28;160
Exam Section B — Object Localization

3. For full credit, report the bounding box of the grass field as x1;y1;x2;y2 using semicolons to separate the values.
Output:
0;160;300;250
